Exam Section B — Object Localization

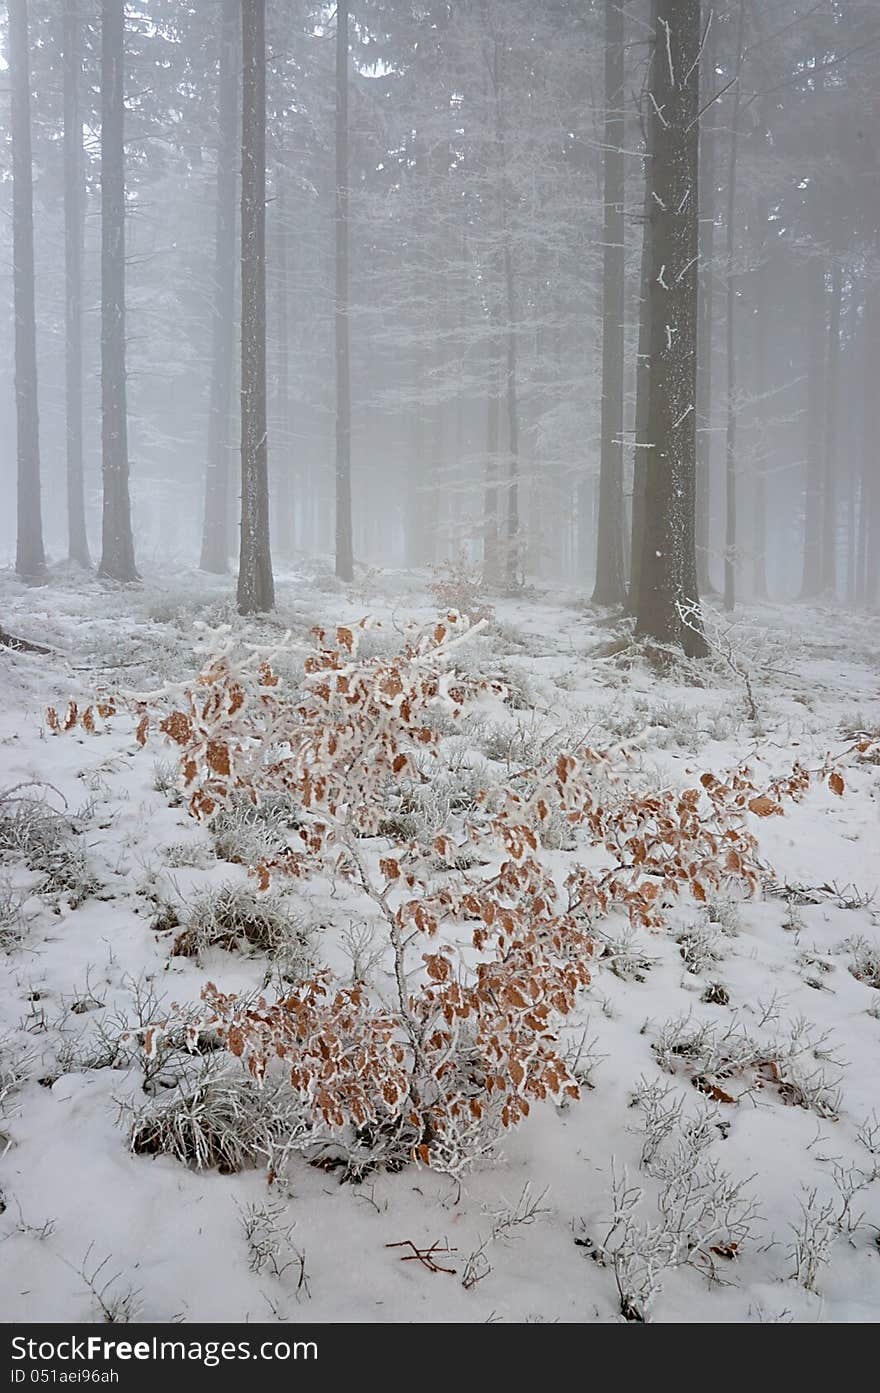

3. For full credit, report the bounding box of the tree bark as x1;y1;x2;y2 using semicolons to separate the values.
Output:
200;0;238;574
483;351;502;586
799;258;825;597
722;0;745;614
63;0;91;569
634;0;706;656
626;105;653;616
695;9;716;595
273;174;294;559
820;257;842;597
9;0;46;581
592;0;626;606
98;0;137;582
334;0;354;582
865;292;880;609
237;0;274;613
751;200;768;600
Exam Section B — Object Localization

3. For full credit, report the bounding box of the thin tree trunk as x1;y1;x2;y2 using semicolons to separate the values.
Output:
334;0;354;582
722;0;745;613
634;0;706;657
866;292;880;609
274;175;294;559
626;107;653;616
487;37;520;591
695;9;716;595
63;0;90;569
752;204;768;599
9;0;46;581
200;0;238;574
98;0;137;581
800;257;825;597
237;0;274;613
592;0;626;605
502;235;519;588
483;351;501;585
820;257;842;597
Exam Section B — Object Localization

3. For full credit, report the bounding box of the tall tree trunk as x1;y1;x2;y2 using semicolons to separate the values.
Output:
799;258;825;597
634;0;706;656
273;175;294;559
237;0;274;613
488;38;519;590
626;106;653;615
865;292;880;609
334;0;354;582
9;0;46;581
751;204;768;599
820;257;842;597
592;0;626;606
63;0;90;569
695;9;716;595
502;235;519;588
722;0;745;613
98;0;137;581
200;0;238;574
483;351;501;585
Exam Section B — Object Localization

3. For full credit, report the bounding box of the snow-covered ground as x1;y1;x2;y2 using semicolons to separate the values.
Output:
1;563;879;1323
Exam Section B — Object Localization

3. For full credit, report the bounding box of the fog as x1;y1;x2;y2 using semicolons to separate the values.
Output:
0;0;877;621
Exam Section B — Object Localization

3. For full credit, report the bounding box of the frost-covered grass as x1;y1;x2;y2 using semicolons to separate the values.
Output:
0;563;879;1323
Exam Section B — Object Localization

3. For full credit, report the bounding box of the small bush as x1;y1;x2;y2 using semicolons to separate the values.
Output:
172;883;314;972
128;1067;305;1174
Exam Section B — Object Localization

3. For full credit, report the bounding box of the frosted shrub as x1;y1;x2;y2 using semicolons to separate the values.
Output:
429;554;494;625
54;614;872;1173
173;883;314;973
128;1066;307;1175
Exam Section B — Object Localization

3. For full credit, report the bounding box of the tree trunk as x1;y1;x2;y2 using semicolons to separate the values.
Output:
200;0;238;574
488;38;520;591
334;0;354;582
820;257;842;597
63;0;90;569
237;0;274;613
98;0;137;582
592;0;626;606
866;292;880;609
9;0;46;581
634;0;706;656
483;352;502;586
626;113;653;616
695;10;717;595
722;0;745;613
273;175;294;559
799;258;825;597
751;202;768;600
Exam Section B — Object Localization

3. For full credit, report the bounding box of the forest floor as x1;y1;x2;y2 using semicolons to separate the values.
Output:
0;561;879;1324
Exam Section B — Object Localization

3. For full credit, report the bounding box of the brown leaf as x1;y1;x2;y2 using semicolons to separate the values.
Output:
828;771;844;797
207;740;230;776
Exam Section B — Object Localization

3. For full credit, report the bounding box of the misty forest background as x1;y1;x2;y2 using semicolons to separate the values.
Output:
2;0;880;645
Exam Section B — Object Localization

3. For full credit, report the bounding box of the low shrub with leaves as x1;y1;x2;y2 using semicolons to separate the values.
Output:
51;614;875;1175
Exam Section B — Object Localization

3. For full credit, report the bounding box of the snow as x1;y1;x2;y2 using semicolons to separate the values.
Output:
1;563;879;1323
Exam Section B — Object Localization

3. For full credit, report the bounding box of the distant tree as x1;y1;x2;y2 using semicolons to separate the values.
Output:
592;0;626;607
201;0;239;576
9;0;46;581
237;0;274;613
722;0;745;614
63;0;91;569
98;0;138;581
334;0;354;583
635;0;706;656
